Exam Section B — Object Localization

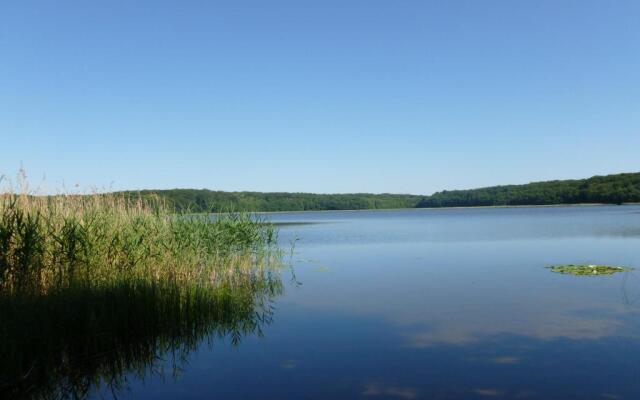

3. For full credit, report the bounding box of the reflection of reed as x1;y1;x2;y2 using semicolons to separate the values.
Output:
0;262;283;400
620;270;640;306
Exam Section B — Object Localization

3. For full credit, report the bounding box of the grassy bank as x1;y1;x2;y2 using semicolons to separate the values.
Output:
0;192;278;294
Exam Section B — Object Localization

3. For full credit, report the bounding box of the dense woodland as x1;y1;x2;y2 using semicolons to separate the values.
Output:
120;172;640;213
123;190;424;213
416;172;640;208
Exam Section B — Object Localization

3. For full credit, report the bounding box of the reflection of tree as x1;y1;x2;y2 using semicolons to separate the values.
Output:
0;267;283;399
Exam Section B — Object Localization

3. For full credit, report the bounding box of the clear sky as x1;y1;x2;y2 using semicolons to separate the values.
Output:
1;1;638;195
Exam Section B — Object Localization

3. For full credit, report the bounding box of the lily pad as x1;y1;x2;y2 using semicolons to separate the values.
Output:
547;264;631;276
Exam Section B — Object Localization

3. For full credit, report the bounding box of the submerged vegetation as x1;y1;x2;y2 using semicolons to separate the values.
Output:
547;264;632;276
0;175;285;399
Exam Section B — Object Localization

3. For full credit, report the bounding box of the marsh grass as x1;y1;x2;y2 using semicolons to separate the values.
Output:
0;188;278;294
0;175;284;399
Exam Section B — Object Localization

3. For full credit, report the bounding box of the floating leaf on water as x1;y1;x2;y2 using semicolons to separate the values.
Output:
547;264;632;276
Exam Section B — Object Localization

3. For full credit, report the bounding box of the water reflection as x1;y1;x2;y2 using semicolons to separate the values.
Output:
0;266;283;399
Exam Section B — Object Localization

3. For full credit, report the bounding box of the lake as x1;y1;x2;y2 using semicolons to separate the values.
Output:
92;206;640;398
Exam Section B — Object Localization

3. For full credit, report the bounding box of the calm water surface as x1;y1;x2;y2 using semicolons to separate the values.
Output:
110;206;640;399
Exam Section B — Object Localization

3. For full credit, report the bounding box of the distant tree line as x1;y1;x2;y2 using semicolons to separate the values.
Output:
118;172;640;213
416;172;640;208
120;189;424;213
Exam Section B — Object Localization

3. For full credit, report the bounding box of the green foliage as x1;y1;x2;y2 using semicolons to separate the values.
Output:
416;172;640;208
114;172;640;212
119;190;424;213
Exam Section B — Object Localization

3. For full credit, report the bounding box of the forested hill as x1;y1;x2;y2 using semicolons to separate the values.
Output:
119;172;640;212
416;172;640;208
122;190;424;213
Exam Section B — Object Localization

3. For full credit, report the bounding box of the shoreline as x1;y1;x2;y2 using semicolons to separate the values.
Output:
208;202;640;215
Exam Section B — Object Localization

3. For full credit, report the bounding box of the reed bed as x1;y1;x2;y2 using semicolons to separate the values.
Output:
0;180;285;398
0;190;278;294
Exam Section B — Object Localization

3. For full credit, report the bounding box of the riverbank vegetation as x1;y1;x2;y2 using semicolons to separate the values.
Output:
113;172;639;212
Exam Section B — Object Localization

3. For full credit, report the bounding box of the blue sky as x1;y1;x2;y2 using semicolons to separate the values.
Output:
1;1;638;194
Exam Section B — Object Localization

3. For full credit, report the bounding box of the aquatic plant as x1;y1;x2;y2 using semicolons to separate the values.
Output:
547;264;632;276
0;173;284;398
0;186;278;294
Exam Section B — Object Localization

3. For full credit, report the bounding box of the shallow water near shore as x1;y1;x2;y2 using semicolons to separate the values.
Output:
23;206;640;399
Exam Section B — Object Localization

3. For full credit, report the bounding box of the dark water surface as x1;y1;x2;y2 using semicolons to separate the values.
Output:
112;206;640;399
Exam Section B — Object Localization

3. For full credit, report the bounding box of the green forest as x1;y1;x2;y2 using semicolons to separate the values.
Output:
416;172;640;208
122;190;424;213
120;172;640;212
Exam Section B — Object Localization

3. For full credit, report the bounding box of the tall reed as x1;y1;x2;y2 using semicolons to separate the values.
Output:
0;190;278;294
0;175;284;399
